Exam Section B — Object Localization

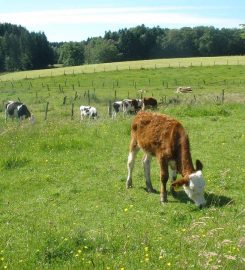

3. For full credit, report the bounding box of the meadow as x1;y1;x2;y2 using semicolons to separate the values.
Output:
0;57;245;269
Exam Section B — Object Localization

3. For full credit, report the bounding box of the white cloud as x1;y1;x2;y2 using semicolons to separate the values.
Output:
0;6;241;41
0;7;240;27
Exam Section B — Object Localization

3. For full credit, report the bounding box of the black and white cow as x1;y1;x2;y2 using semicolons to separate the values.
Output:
112;99;142;118
5;101;35;123
123;99;142;114
80;106;97;120
112;101;123;118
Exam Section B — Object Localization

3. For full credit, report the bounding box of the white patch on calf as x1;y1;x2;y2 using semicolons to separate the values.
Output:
183;171;206;207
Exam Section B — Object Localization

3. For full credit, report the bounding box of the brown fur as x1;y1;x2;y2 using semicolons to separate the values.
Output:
128;111;202;202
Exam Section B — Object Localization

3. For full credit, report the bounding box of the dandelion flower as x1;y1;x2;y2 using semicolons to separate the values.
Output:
167;262;171;266
124;208;128;212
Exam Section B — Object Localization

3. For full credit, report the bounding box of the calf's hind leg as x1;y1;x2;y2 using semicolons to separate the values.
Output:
159;158;169;203
142;153;155;192
169;161;178;197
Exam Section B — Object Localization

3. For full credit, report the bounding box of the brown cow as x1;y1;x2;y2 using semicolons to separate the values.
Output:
142;97;157;110
126;111;206;207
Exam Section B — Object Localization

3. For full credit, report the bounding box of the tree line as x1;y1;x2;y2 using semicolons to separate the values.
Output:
56;25;245;66
0;23;244;72
0;23;54;72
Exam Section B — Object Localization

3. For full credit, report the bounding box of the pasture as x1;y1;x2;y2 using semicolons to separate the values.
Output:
0;58;245;269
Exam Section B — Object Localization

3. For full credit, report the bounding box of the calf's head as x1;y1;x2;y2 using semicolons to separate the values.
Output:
172;160;206;208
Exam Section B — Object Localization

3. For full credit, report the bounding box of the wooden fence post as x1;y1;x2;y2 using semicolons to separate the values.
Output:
108;100;112;117
63;96;67;105
221;89;225;104
44;102;49;120
71;102;74;120
88;90;90;105
74;91;78;100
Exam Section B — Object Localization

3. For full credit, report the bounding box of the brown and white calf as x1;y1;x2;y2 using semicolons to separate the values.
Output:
126;111;206;207
142;97;157;110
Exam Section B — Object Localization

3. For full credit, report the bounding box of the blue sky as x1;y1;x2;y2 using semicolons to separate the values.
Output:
0;0;244;42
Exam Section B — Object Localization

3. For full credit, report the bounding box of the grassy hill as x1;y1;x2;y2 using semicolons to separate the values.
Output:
0;55;245;81
0;58;245;269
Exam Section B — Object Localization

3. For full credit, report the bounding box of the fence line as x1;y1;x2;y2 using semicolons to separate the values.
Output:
1;56;245;81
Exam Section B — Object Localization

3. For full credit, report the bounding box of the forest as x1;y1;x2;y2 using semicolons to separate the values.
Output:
0;23;244;72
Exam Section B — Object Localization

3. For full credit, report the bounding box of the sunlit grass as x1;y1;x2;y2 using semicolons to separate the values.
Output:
0;60;244;269
0;55;244;81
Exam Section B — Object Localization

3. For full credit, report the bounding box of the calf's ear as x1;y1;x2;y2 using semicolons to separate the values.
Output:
171;177;189;187
196;160;203;171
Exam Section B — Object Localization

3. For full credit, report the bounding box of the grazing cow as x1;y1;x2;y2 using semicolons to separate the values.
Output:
142;97;157;110
80;106;97;120
126;111;206;207
5;101;35;123
123;99;142;114
112;101;123;118
112;99;142;118
176;87;192;93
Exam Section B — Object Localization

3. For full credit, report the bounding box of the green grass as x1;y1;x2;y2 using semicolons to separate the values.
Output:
0;59;245;269
0;55;245;81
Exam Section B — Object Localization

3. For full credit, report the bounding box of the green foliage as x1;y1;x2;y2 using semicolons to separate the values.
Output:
0;23;54;72
57;25;245;65
58;42;84;66
84;37;119;64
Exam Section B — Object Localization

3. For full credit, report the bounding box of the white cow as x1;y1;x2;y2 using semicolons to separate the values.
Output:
80;106;97;120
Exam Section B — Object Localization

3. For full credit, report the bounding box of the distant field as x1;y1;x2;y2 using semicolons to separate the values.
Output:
0;55;245;81
0;60;245;269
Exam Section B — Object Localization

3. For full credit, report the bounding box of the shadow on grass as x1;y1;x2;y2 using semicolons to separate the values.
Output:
171;190;234;208
140;187;234;208
205;192;234;207
141;187;159;194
